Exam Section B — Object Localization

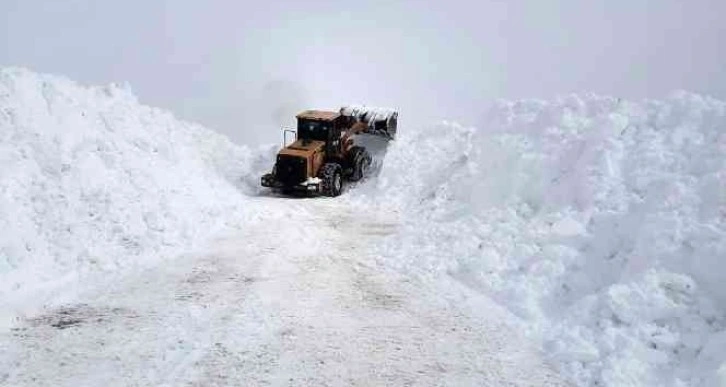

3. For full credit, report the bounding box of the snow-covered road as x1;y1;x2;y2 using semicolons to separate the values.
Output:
1;196;567;386
3;69;725;386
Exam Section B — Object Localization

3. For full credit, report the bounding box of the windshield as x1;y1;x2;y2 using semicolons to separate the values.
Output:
297;119;330;141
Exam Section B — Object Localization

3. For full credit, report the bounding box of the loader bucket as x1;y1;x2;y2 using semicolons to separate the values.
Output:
340;105;398;140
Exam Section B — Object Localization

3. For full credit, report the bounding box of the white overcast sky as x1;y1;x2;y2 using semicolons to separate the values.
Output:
2;0;725;145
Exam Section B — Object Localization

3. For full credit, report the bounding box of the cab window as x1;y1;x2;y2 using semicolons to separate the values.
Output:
297;119;329;141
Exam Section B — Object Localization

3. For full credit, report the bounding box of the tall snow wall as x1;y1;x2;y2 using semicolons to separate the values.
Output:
0;68;268;316
370;92;726;386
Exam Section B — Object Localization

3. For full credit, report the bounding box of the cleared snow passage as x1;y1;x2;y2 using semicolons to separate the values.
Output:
0;197;567;386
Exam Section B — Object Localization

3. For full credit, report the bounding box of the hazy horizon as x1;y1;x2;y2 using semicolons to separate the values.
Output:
3;0;725;145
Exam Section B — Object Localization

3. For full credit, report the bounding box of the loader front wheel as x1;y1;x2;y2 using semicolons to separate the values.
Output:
319;163;343;197
347;146;372;182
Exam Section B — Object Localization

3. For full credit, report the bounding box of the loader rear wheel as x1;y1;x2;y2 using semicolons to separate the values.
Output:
319;163;343;197
347;146;372;182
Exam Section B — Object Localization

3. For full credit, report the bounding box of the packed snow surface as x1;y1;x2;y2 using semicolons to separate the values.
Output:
0;197;567;386
1;68;724;386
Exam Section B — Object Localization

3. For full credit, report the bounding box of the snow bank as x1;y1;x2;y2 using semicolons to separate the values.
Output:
369;93;726;386
0;68;264;316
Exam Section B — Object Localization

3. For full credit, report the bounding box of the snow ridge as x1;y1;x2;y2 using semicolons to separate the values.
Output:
370;92;726;386
0;68;264;317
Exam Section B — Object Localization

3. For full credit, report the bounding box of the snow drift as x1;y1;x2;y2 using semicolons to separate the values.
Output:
0;68;269;318
368;93;726;386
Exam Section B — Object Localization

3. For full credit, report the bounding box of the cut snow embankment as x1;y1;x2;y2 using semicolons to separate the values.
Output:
364;93;726;386
0;68;269;322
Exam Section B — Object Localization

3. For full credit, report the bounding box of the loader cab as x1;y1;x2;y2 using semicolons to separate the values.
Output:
296;110;344;151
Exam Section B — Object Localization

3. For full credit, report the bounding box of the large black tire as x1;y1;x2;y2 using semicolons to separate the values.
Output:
319;163;343;197
347;146;372;182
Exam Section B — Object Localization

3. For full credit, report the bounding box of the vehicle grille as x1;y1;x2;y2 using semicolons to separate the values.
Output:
276;155;307;186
